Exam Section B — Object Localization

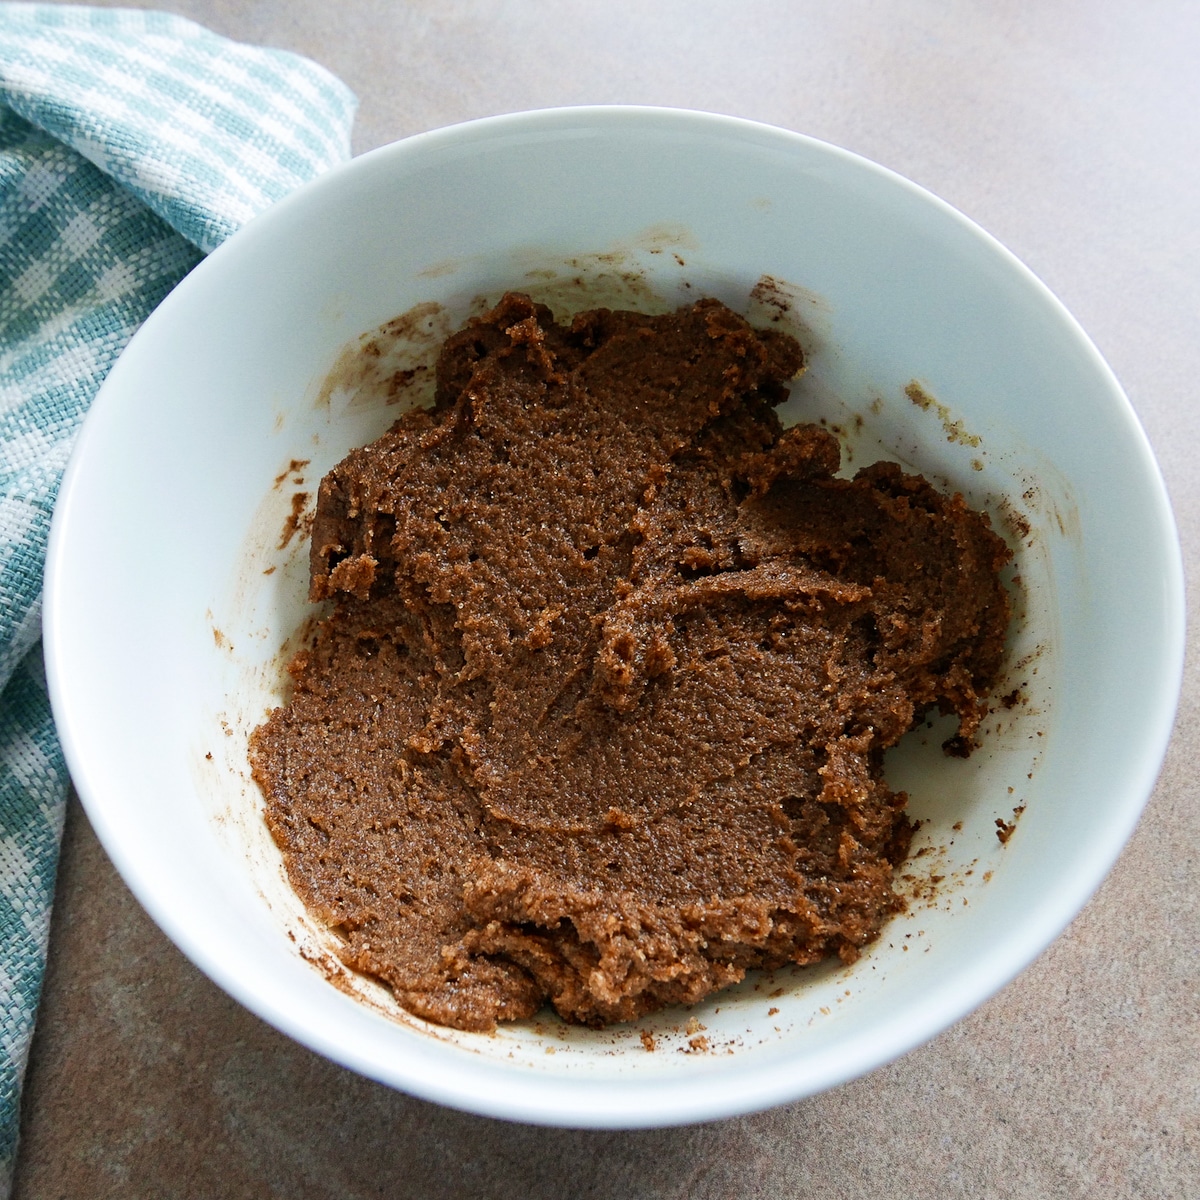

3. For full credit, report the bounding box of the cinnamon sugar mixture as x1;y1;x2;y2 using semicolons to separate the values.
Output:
250;294;1010;1030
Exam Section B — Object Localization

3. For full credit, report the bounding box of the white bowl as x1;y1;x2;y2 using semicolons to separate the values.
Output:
44;107;1184;1127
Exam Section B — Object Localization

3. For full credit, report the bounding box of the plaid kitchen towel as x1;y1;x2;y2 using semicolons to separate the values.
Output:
0;4;355;1187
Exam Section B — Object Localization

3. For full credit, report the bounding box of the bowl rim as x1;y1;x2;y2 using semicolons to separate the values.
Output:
44;104;1187;1128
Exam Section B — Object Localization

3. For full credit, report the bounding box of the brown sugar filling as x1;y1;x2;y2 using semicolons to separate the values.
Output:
249;293;1012;1031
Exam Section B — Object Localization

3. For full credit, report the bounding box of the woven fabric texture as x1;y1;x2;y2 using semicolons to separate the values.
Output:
0;5;355;1188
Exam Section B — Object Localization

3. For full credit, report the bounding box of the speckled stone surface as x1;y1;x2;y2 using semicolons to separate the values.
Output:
14;3;1200;1197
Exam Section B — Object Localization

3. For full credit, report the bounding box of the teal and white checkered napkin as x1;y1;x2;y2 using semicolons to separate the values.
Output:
0;4;355;1185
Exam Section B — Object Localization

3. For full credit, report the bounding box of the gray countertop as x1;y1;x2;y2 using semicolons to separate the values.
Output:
14;3;1200;1197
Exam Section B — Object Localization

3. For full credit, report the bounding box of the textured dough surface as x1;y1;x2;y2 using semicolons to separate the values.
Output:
249;293;1011;1030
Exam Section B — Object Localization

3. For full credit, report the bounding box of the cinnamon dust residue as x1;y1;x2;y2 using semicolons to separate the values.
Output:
277;491;310;550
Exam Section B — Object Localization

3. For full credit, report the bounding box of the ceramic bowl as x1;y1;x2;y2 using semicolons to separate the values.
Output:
44;107;1184;1128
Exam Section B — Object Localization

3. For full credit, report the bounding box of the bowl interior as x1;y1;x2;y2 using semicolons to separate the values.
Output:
44;108;1184;1126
